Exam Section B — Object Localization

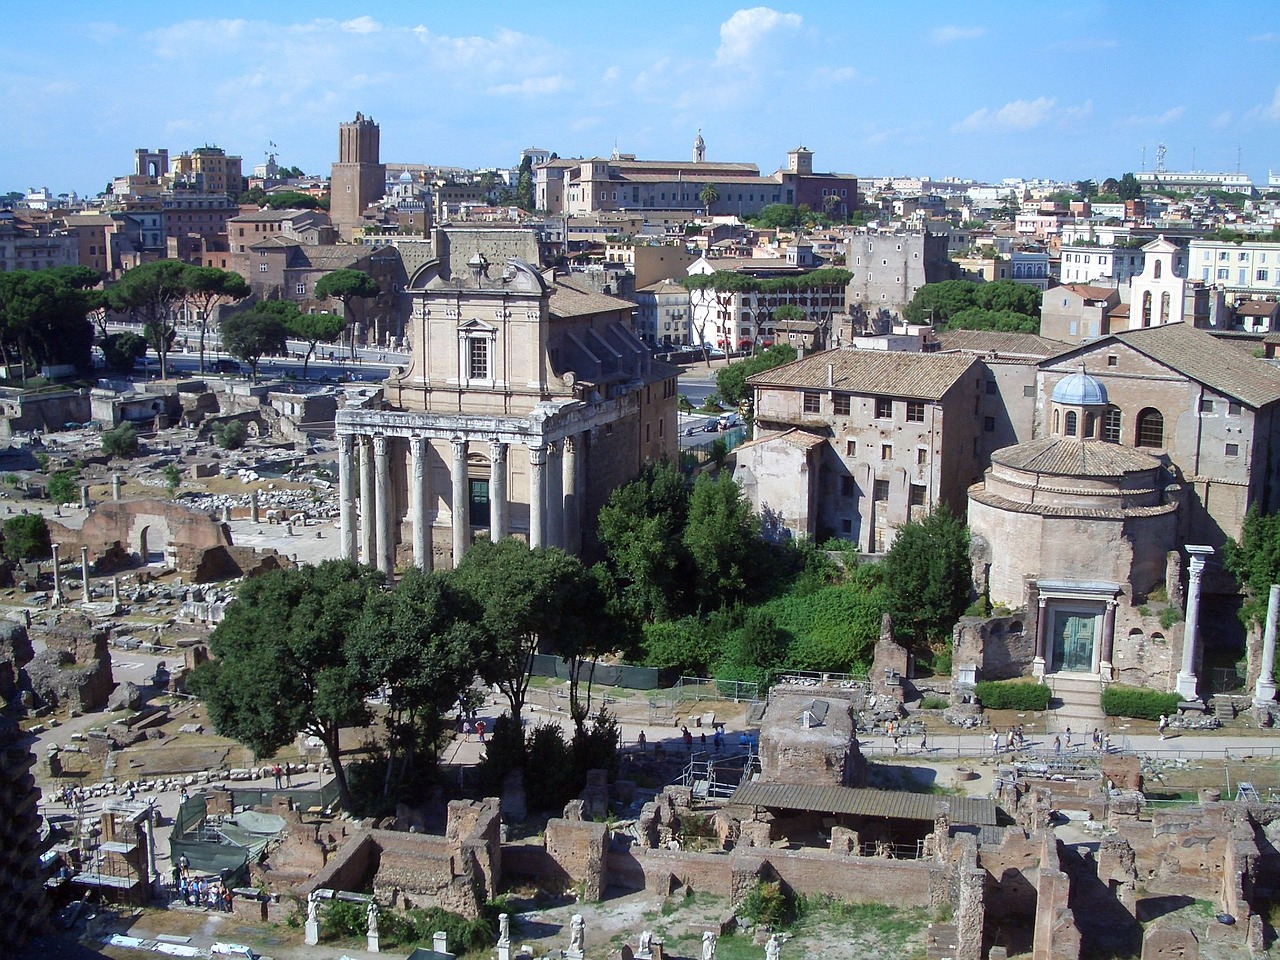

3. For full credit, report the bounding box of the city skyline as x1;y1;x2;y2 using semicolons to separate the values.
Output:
6;0;1280;196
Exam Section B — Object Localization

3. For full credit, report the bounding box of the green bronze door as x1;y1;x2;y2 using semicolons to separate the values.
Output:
1051;610;1096;673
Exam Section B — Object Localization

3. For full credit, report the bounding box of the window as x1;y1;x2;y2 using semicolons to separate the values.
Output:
1064;411;1078;436
985;380;998;395
906;400;925;422
909;484;926;507
846;439;856;457
1259;270;1270;282
1102;405;1122;443
1229;402;1242;415
1107;354;1118;367
984;416;995;432
881;443;892;460
841;518;852;534
296;283;306;295
802;391;821;413
1023;384;1035;398
1200;398;1214;413
1218;268;1229;280
1240;252;1249;262
1136;407;1164;447
873;479;889;501
833;393;851;415
1226;443;1240;457
841;476;854;497
468;337;489;379
259;263;268;272
875;397;893;419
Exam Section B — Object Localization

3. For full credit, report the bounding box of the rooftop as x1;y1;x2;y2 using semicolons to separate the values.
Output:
991;436;1163;477
748;348;978;401
1109;322;1280;409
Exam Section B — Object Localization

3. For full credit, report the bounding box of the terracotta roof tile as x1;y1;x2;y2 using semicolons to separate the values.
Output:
936;329;1071;359
1110;322;1280;408
748;349;978;401
991;436;1162;476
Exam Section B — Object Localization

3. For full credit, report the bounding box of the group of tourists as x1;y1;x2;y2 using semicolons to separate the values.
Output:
172;857;232;912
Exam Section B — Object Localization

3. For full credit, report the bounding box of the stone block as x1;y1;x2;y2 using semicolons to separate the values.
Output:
1141;926;1198;960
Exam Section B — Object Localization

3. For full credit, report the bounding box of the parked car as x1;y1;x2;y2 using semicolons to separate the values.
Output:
212;358;243;375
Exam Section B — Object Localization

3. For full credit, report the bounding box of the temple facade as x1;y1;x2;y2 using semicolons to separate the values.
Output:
334;255;678;571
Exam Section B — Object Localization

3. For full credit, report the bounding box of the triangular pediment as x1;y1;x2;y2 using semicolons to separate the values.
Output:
457;317;497;333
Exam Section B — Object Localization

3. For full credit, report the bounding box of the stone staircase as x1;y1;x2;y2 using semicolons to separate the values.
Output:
1044;673;1106;732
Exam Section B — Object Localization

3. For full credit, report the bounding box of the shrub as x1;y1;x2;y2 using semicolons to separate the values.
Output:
739;880;792;928
101;423;139;458
919;695;949;711
975;680;1051;711
1102;684;1181;720
213;419;248;450
1159;606;1183;630
2;513;51;563
47;469;80;505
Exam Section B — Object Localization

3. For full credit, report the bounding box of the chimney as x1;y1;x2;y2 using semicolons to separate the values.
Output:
827;362;834;388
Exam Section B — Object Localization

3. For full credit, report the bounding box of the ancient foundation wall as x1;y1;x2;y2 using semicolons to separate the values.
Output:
1032;834;1080;960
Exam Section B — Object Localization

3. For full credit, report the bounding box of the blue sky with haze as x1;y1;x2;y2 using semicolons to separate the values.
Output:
6;1;1280;196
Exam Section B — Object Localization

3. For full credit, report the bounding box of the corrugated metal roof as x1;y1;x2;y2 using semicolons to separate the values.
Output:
729;782;997;826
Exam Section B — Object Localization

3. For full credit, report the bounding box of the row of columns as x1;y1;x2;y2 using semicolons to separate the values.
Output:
337;431;584;572
48;542;121;607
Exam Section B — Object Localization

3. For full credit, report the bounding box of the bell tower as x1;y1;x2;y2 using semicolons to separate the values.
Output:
693;129;706;164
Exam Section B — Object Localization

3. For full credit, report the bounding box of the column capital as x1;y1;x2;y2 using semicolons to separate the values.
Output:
489;439;508;463
410;433;428;454
1037;596;1047;608
372;434;388;454
529;444;548;466
451;436;468;457
338;433;354;451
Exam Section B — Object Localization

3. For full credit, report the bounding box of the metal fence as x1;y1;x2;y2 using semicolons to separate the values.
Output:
683;426;748;464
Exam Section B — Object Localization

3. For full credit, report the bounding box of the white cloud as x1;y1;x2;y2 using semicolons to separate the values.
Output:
1249;32;1280;42
1120;106;1185;126
715;7;802;66
1047;37;1117;51
1211;110;1234;129
1262;84;1280;121
488;75;569;97
149;19;248;58
341;16;381;34
602;66;620;83
954;97;1056;132
812;65;857;84
930;25;985;44
1062;100;1093;122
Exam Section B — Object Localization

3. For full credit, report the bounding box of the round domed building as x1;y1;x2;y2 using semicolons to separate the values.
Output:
968;369;1181;680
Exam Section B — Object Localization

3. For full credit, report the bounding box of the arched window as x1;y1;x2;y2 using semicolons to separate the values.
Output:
1136;407;1164;448
1084;412;1096;438
1154;259;1162;279
1142;291;1153;327
1160;291;1171;324
1102;405;1122;443
1064;411;1078;436
1053;409;1060;433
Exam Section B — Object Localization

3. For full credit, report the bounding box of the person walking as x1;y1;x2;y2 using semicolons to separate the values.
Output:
919;731;928;754
475;719;487;742
1158;714;1168;740
272;764;282;789
991;729;1001;754
1053;735;1062;755
682;726;693;754
637;730;647;751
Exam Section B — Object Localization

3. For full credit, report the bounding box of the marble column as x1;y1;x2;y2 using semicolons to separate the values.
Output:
546;441;564;550
249;489;260;524
112;474;121;501
1254;584;1280;706
562;434;581;554
80;485;89;510
1100;600;1117;680
411;436;430;569
451;438;469;568
112;576;120;605
80;547;91;605
338;434;358;561
51;542;62;606
359;437;376;566
373;435;393;574
1032;595;1048;677
528;444;548;550
489;441;509;542
1177;545;1215;699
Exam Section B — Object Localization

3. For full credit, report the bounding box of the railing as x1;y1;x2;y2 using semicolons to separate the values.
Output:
680;750;757;800
859;839;925;859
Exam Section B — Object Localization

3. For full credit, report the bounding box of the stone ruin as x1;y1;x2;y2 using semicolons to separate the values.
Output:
25;612;114;713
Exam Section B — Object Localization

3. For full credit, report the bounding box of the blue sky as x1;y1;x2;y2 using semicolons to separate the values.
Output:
6;1;1280;196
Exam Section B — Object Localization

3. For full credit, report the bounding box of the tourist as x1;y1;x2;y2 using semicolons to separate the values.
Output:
637;730;647;751
475;719;487;742
991;729;1001;754
1065;727;1073;749
1053;735;1062;755
919;731;928;753
682;726;693;753
272;765;282;789
1158;714;1168;741
713;728;724;752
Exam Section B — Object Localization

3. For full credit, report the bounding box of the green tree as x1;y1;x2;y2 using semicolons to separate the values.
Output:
47;469;80;506
314;269;381;358
213;419;248;450
515;155;535;212
1075;179;1098;199
220;303;291;382
107;260;190;379
1225;508;1280;630
683;471;761;609
699;183;719;216
101;422;140;459
163;464;182;496
880;505;971;651
182;266;250;374
748;204;807;230
261;191;321;210
715;343;797;407
2;512;51;564
286;312;345;381
188;560;386;810
101;332;148;374
0;269;98;381
453;539;610;730
597;461;693;622
353;568;486;800
903;279;1040;328
1117;172;1142;201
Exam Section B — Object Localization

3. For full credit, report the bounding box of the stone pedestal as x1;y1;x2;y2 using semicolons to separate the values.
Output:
304;920;319;946
497;945;510;960
367;934;380;953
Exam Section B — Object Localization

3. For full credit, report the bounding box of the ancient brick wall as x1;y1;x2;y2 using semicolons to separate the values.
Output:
1032;833;1080;960
545;816;608;900
979;829;1043;922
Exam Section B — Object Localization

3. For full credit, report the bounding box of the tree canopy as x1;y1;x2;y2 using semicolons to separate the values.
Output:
683;471;761;610
189;560;386;810
1225;508;1280;630
2;513;51;564
286;311;346;380
314;269;380;356
716;343;797;406
108;260;190;378
903;279;1041;332
183;266;250;373
0;268;99;380
220;302;292;381
880;505;971;650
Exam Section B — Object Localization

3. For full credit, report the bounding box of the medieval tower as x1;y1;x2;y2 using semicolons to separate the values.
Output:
330;112;386;240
